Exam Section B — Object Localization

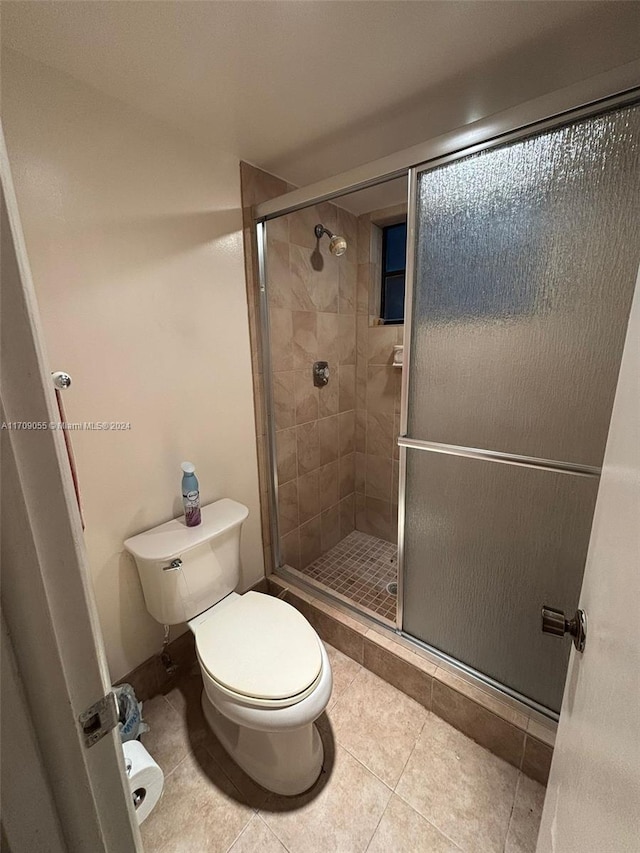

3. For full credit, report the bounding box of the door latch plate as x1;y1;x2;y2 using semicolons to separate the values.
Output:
79;691;119;748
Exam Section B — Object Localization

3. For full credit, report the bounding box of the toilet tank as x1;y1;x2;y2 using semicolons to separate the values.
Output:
124;499;249;625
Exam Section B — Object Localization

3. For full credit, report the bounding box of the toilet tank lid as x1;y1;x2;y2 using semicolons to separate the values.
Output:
123;499;249;562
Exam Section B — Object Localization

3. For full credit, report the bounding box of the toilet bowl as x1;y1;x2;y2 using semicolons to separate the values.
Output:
124;499;333;796
189;590;332;795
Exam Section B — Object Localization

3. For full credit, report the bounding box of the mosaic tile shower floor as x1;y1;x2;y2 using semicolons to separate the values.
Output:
298;530;397;623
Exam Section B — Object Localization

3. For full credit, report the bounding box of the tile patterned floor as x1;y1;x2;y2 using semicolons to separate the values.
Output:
298;530;397;622
139;644;545;853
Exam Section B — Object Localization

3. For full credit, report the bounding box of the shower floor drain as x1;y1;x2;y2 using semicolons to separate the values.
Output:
386;582;398;596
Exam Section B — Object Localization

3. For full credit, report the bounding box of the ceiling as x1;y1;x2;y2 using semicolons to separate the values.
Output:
3;1;640;195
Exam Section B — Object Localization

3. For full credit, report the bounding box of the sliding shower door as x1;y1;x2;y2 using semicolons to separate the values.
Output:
401;103;640;713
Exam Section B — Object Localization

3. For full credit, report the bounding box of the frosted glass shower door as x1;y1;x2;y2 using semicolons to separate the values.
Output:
402;104;640;712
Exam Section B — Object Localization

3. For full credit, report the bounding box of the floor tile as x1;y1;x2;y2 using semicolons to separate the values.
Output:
367;794;461;852
395;714;518;853
140;748;253;853
165;670;269;809
324;642;361;710
329;668;427;787
504;774;546;853
260;742;391;853
227;814;287;853
140;695;191;775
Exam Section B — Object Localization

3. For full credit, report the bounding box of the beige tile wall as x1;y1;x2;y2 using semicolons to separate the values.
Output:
240;162;405;568
355;211;405;544
241;162;360;572
269;201;359;569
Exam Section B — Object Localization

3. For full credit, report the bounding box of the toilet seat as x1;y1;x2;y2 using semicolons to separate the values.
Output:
195;592;323;708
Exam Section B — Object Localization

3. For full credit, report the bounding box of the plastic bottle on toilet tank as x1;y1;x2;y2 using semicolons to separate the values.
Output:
181;462;201;527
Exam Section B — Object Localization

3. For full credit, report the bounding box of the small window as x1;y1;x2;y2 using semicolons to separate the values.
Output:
380;222;407;324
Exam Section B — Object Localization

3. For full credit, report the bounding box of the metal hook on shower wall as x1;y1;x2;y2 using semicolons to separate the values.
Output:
52;371;72;390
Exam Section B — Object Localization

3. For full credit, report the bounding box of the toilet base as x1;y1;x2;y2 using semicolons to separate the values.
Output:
200;690;324;796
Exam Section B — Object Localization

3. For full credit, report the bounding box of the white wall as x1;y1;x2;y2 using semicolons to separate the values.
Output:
2;49;264;681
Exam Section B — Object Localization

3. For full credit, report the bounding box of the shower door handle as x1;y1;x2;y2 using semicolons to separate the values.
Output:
541;606;587;652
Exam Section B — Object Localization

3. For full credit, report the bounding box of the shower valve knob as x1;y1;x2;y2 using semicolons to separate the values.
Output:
313;361;330;387
541;605;587;653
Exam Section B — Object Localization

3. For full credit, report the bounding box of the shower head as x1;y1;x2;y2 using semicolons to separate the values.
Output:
314;223;347;256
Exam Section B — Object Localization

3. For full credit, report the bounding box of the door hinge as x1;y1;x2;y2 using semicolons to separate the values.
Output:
79;691;119;748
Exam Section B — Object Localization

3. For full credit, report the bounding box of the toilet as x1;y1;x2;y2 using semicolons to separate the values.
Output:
124;499;332;796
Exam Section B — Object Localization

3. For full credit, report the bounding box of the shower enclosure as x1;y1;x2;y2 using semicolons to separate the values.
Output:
256;88;640;718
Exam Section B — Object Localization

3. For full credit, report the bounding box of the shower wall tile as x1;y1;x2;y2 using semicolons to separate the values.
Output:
319;461;339;511
281;529;300;570
356;410;367;454
321;505;341;553
368;325;398;365
339;262;357;314
319;415;339;465
339;452;356;500
365;455;392;500
366;412;395;458
357;263;370;314
278;480;298;536
298;470;320;524
355;452;366;493
290;246;339;313
267;210;289;244
318;378;339;418
358;218;371;264
275;428;297;485
338;314;356;364
356;360;368;412
363;496;393;543
317;312;339;362
290;202;338;249
272;371;296;431
288;245;316;312
338;208;358;250
394;372;402;414
292;311;318;368
338;410;355;457
299;516;322;568
266;238;292;309
294;370;319;425
366;365;396;413
339;365;356;412
289;204;322;250
245;162;359;571
339;494;356;538
269;308;293;371
297;421;320;475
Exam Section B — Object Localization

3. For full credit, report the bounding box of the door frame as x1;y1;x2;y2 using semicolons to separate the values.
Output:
1;122;141;851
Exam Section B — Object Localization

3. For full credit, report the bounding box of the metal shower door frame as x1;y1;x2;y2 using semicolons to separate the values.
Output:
395;91;639;718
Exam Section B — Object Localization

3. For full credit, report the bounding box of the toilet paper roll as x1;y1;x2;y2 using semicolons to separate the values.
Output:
122;740;164;824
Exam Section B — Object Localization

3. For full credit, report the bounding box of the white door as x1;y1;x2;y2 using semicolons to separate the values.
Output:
537;271;640;851
1;124;141;851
